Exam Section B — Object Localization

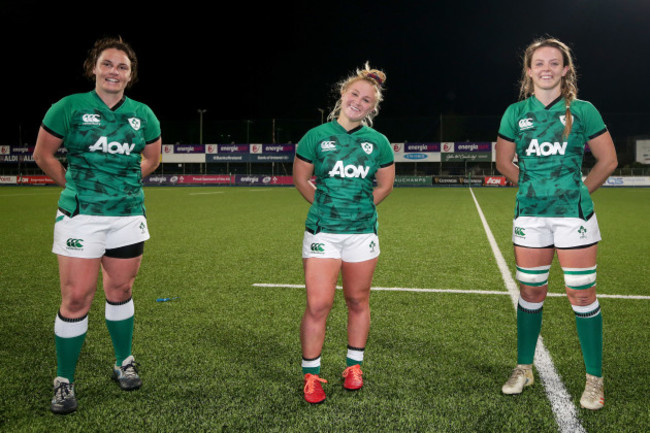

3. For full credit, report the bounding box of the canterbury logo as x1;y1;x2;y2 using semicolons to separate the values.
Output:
310;243;325;252
518;118;533;129
66;238;84;248
514;227;526;237
82;113;101;124
320;141;336;151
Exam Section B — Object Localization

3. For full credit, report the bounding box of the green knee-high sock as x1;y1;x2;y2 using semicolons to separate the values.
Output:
517;298;544;365
573;302;603;377
54;313;88;382
105;299;134;366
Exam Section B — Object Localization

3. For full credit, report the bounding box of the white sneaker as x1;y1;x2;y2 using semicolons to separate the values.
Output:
502;364;534;395
580;373;604;410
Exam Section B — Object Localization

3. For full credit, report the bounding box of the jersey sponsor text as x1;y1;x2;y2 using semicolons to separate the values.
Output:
88;136;136;155
525;139;567;157
328;160;370;178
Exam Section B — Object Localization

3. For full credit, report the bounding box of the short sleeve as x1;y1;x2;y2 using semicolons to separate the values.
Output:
497;104;517;142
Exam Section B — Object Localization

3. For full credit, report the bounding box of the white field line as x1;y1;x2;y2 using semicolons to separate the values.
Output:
252;283;648;300
469;188;586;433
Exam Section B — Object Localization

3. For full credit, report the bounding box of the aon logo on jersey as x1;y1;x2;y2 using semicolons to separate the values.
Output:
525;139;567;156
89;136;136;155
328;160;370;178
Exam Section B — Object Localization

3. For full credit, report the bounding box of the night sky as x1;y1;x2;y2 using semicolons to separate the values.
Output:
4;0;649;145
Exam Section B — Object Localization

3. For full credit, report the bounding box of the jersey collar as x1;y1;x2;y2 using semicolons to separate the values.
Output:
332;120;364;135
91;90;127;111
532;94;564;110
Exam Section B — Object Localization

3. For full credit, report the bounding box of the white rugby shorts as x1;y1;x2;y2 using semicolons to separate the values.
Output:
52;210;150;258
302;231;380;262
512;214;601;249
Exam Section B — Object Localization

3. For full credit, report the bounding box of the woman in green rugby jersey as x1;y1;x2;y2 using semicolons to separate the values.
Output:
293;63;395;404
495;37;617;410
33;36;161;414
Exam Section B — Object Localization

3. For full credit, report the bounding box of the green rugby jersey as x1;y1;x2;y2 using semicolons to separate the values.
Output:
498;96;607;219
42;91;161;216
296;120;394;234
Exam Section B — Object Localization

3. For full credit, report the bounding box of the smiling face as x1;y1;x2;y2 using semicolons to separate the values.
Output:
527;46;569;94
338;79;377;127
93;48;132;97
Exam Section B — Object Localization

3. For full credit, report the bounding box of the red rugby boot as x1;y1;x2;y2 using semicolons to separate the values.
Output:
303;374;327;404
342;364;363;390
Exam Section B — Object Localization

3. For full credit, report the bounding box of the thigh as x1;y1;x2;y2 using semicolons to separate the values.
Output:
101;255;143;302
341;258;378;301
303;257;341;309
514;245;555;267
57;255;102;317
556;244;598;268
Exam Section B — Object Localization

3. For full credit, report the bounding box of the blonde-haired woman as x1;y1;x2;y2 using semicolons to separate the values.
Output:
495;37;617;410
293;63;394;404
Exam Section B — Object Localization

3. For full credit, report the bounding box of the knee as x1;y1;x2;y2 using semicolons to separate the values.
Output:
103;278;135;300
305;300;333;320
60;291;94;316
566;290;597;306
345;295;369;313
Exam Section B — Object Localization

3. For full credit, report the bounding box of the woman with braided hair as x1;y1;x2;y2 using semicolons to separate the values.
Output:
495;37;617;410
293;62;394;404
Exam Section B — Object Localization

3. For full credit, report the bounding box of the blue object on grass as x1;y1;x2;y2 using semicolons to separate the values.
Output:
156;297;179;302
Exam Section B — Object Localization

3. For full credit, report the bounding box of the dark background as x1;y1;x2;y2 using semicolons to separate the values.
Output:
4;0;649;145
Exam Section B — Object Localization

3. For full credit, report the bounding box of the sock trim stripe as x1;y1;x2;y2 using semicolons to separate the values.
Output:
302;354;321;362
347;345;365;351
57;311;88;322
106;297;133;306
574;306;601;318
517;304;543;314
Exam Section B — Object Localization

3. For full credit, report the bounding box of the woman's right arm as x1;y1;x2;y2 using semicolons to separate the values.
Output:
33;127;66;187
292;157;316;204
495;137;519;186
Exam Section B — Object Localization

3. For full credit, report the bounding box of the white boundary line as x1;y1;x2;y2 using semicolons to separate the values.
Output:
468;187;587;433
252;283;648;300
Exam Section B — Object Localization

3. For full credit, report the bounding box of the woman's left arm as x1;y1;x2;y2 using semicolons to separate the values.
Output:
141;138;162;178
583;131;618;194
373;164;395;205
